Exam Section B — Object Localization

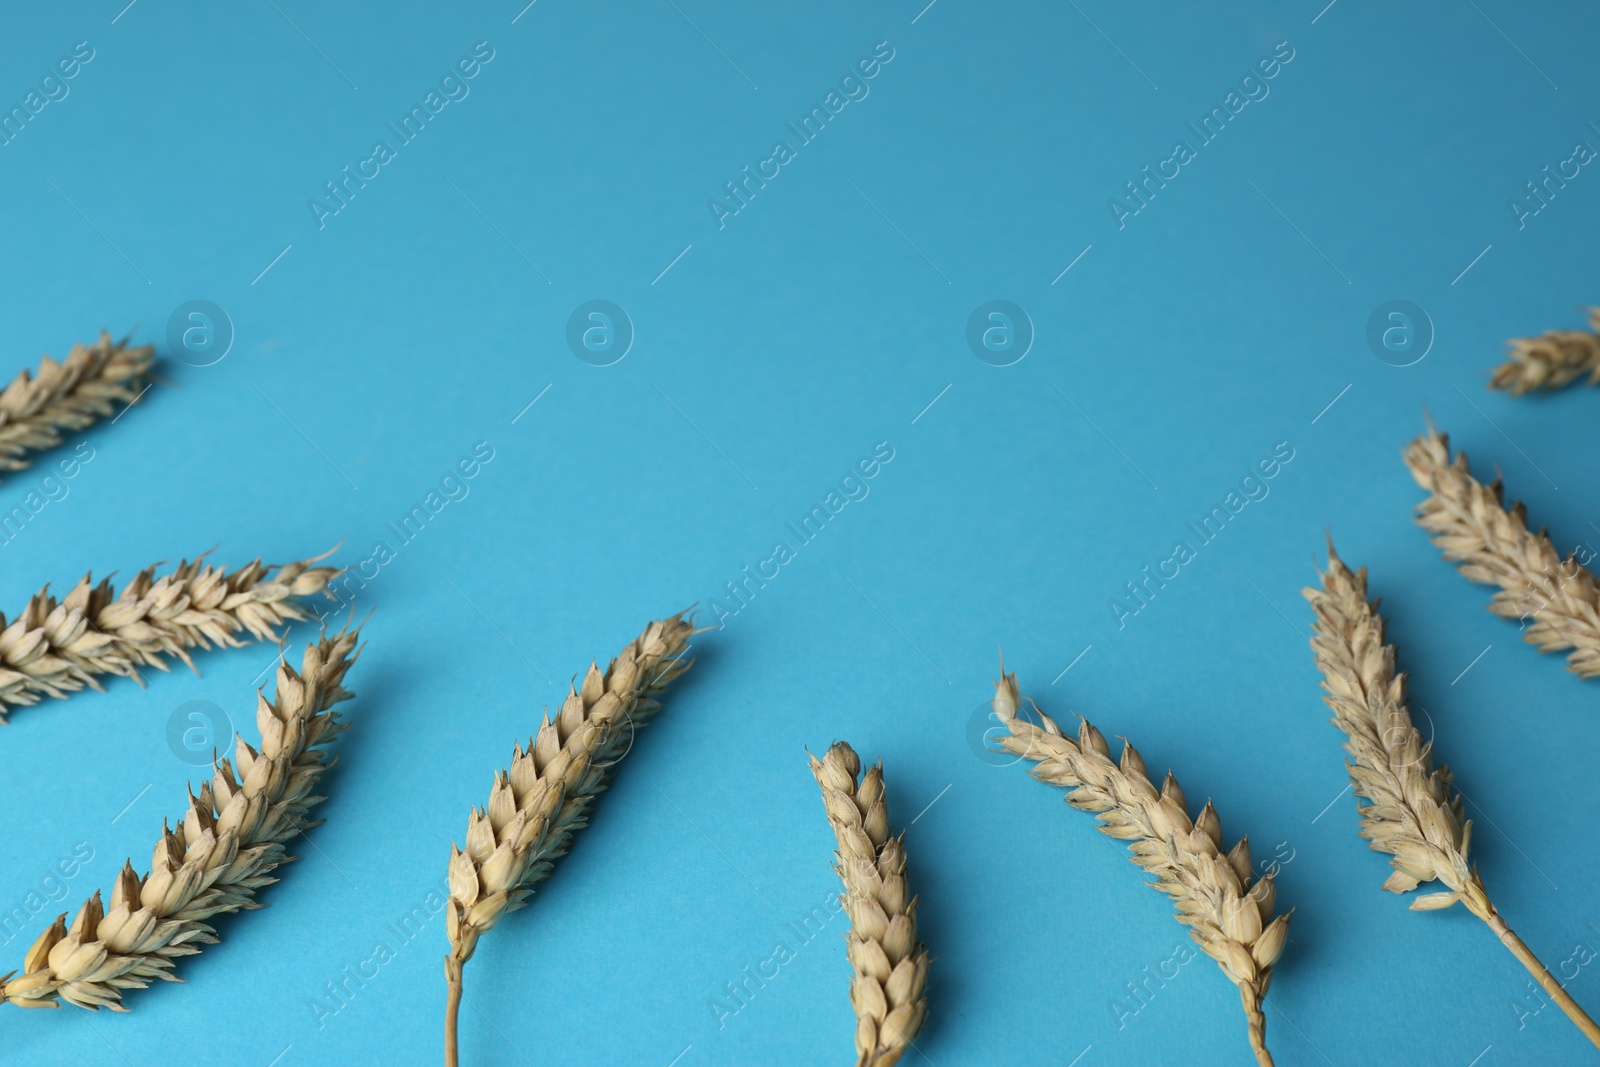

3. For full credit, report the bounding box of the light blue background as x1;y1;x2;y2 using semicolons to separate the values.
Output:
1;2;1598;1064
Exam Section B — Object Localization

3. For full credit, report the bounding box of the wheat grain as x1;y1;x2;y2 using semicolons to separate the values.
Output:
1306;541;1600;1048
443;615;694;1067
0;550;342;723
991;665;1289;1067
0;626;362;1010
1403;425;1600;677
0;333;153;480
1490;309;1600;395
809;742;929;1067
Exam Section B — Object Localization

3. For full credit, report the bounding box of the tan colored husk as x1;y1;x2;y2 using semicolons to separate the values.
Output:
0;551;341;722
0;626;361;1010
1403;425;1600;677
809;742;930;1067
0;333;153;479
991;667;1288;1067
1306;542;1600;1048
1490;309;1600;395
444;615;694;1067
1305;544;1479;902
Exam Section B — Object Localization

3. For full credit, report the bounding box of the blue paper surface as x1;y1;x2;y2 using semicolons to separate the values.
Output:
1;2;1598;1064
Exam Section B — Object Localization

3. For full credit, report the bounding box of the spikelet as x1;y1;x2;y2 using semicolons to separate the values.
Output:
1306;542;1600;1048
1403;425;1600;678
1490;309;1600;395
0;333;153;481
809;742;930;1067
0;551;341;722
0;627;361;1009
991;667;1289;1067
443;615;694;1067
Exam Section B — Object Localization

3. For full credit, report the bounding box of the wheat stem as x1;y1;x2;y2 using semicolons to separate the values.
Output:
444;958;464;1066
809;742;930;1067
1485;911;1600;1045
0;550;341;723
1306;540;1600;1049
1403;424;1600;677
990;664;1289;1066
443;615;694;1067
0;625;362;1010
0;332;153;480
1490;309;1600;395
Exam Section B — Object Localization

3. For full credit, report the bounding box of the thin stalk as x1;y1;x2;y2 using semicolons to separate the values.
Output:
444;957;464;1067
1470;894;1600;1048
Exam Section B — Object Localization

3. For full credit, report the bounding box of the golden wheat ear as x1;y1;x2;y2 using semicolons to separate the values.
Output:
443;614;694;1067
989;665;1289;1067
1306;541;1600;1048
0;625;362;1010
0;550;344;723
1402;425;1600;678
1490;309;1600;395
0;333;153;479
808;741;930;1067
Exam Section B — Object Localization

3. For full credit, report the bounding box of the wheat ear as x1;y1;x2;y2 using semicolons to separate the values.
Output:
991;667;1288;1067
444;615;693;1067
1490;309;1600;395
0;550;342;723
1403;425;1600;677
1306;542;1600;1047
0;333;153;479
0;626;362;1010
809;742;930;1067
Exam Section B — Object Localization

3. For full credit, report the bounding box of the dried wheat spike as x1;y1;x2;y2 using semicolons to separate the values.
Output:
809;742;930;1067
1306;542;1600;1048
0;551;342;723
1305;544;1477;900
1403;425;1600;677
444;615;694;1067
992;667;1288;1067
0;626;362;1010
0;333;153;479
1490;309;1600;395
